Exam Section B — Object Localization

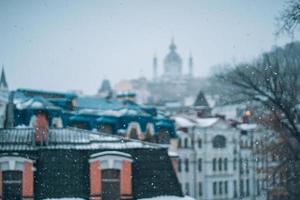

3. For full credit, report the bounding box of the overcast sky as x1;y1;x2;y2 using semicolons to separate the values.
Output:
0;0;299;94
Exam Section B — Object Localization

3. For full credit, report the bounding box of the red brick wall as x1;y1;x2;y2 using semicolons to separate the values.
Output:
22;161;34;199
121;160;132;198
90;160;101;199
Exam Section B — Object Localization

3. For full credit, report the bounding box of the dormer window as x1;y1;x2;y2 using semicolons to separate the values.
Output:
127;123;142;140
98;124;113;134
89;151;133;200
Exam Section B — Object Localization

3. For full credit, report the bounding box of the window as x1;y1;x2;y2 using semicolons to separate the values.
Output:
245;159;249;174
233;158;237;170
129;126;139;139
240;159;244;175
185;159;189;172
3;171;22;200
102;169;120;200
218;158;222;171
246;179;250;196
233;180;237;198
89;151;133;200
191;138;195;147
178;159;182;172
219;181;223;195
184;138;188;148
224;181;228;194
199;182;202;196
224;158;228;171
185;183;190;195
257;180;261;195
198;139;202;148
213;182;217;195
157;128;171;144
213;158;216;171
178;139;182;148
0;157;34;200
212;135;226;148
198;158;202;172
240;180;244;197
98;124;113;134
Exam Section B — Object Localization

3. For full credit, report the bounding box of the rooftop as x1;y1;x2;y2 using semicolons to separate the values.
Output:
0;128;163;151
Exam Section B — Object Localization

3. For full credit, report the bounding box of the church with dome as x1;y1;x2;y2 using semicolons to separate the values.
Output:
153;38;194;81
113;39;204;106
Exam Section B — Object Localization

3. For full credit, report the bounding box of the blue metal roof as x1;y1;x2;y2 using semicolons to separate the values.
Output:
77;97;123;110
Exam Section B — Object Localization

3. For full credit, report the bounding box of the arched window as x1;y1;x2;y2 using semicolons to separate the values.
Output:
144;127;153;142
128;126;139;139
184;138;188;148
198;139;202;148
218;158;222;171
212;135;226;148
224;158;228;171
213;158;216;171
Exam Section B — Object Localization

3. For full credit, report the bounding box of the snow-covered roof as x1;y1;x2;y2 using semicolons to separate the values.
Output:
15;97;60;110
138;196;195;200
44;199;84;200
173;116;195;128
238;123;257;131
0;128;163;151
195;117;219;128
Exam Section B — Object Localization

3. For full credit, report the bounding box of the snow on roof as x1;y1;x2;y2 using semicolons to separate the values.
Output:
238;123;257;131
101;107;150;117
168;151;178;157
138;196;195;200
0;128;163;151
195;118;219;128
212;105;238;120
173;116;195;128
44;198;84;200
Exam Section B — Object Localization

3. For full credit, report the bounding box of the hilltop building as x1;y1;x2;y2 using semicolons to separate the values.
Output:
114;39;205;105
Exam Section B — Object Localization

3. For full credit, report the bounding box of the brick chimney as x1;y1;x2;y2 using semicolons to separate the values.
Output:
34;111;49;145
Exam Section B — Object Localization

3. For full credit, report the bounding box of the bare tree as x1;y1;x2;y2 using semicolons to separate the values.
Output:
277;0;300;36
215;42;300;200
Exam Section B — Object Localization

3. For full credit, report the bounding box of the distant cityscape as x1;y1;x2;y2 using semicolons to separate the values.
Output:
0;41;283;200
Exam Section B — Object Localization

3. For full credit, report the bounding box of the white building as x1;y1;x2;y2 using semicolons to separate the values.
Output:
173;115;268;200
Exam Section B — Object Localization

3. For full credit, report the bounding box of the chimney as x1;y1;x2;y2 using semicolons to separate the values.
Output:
34;111;49;145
